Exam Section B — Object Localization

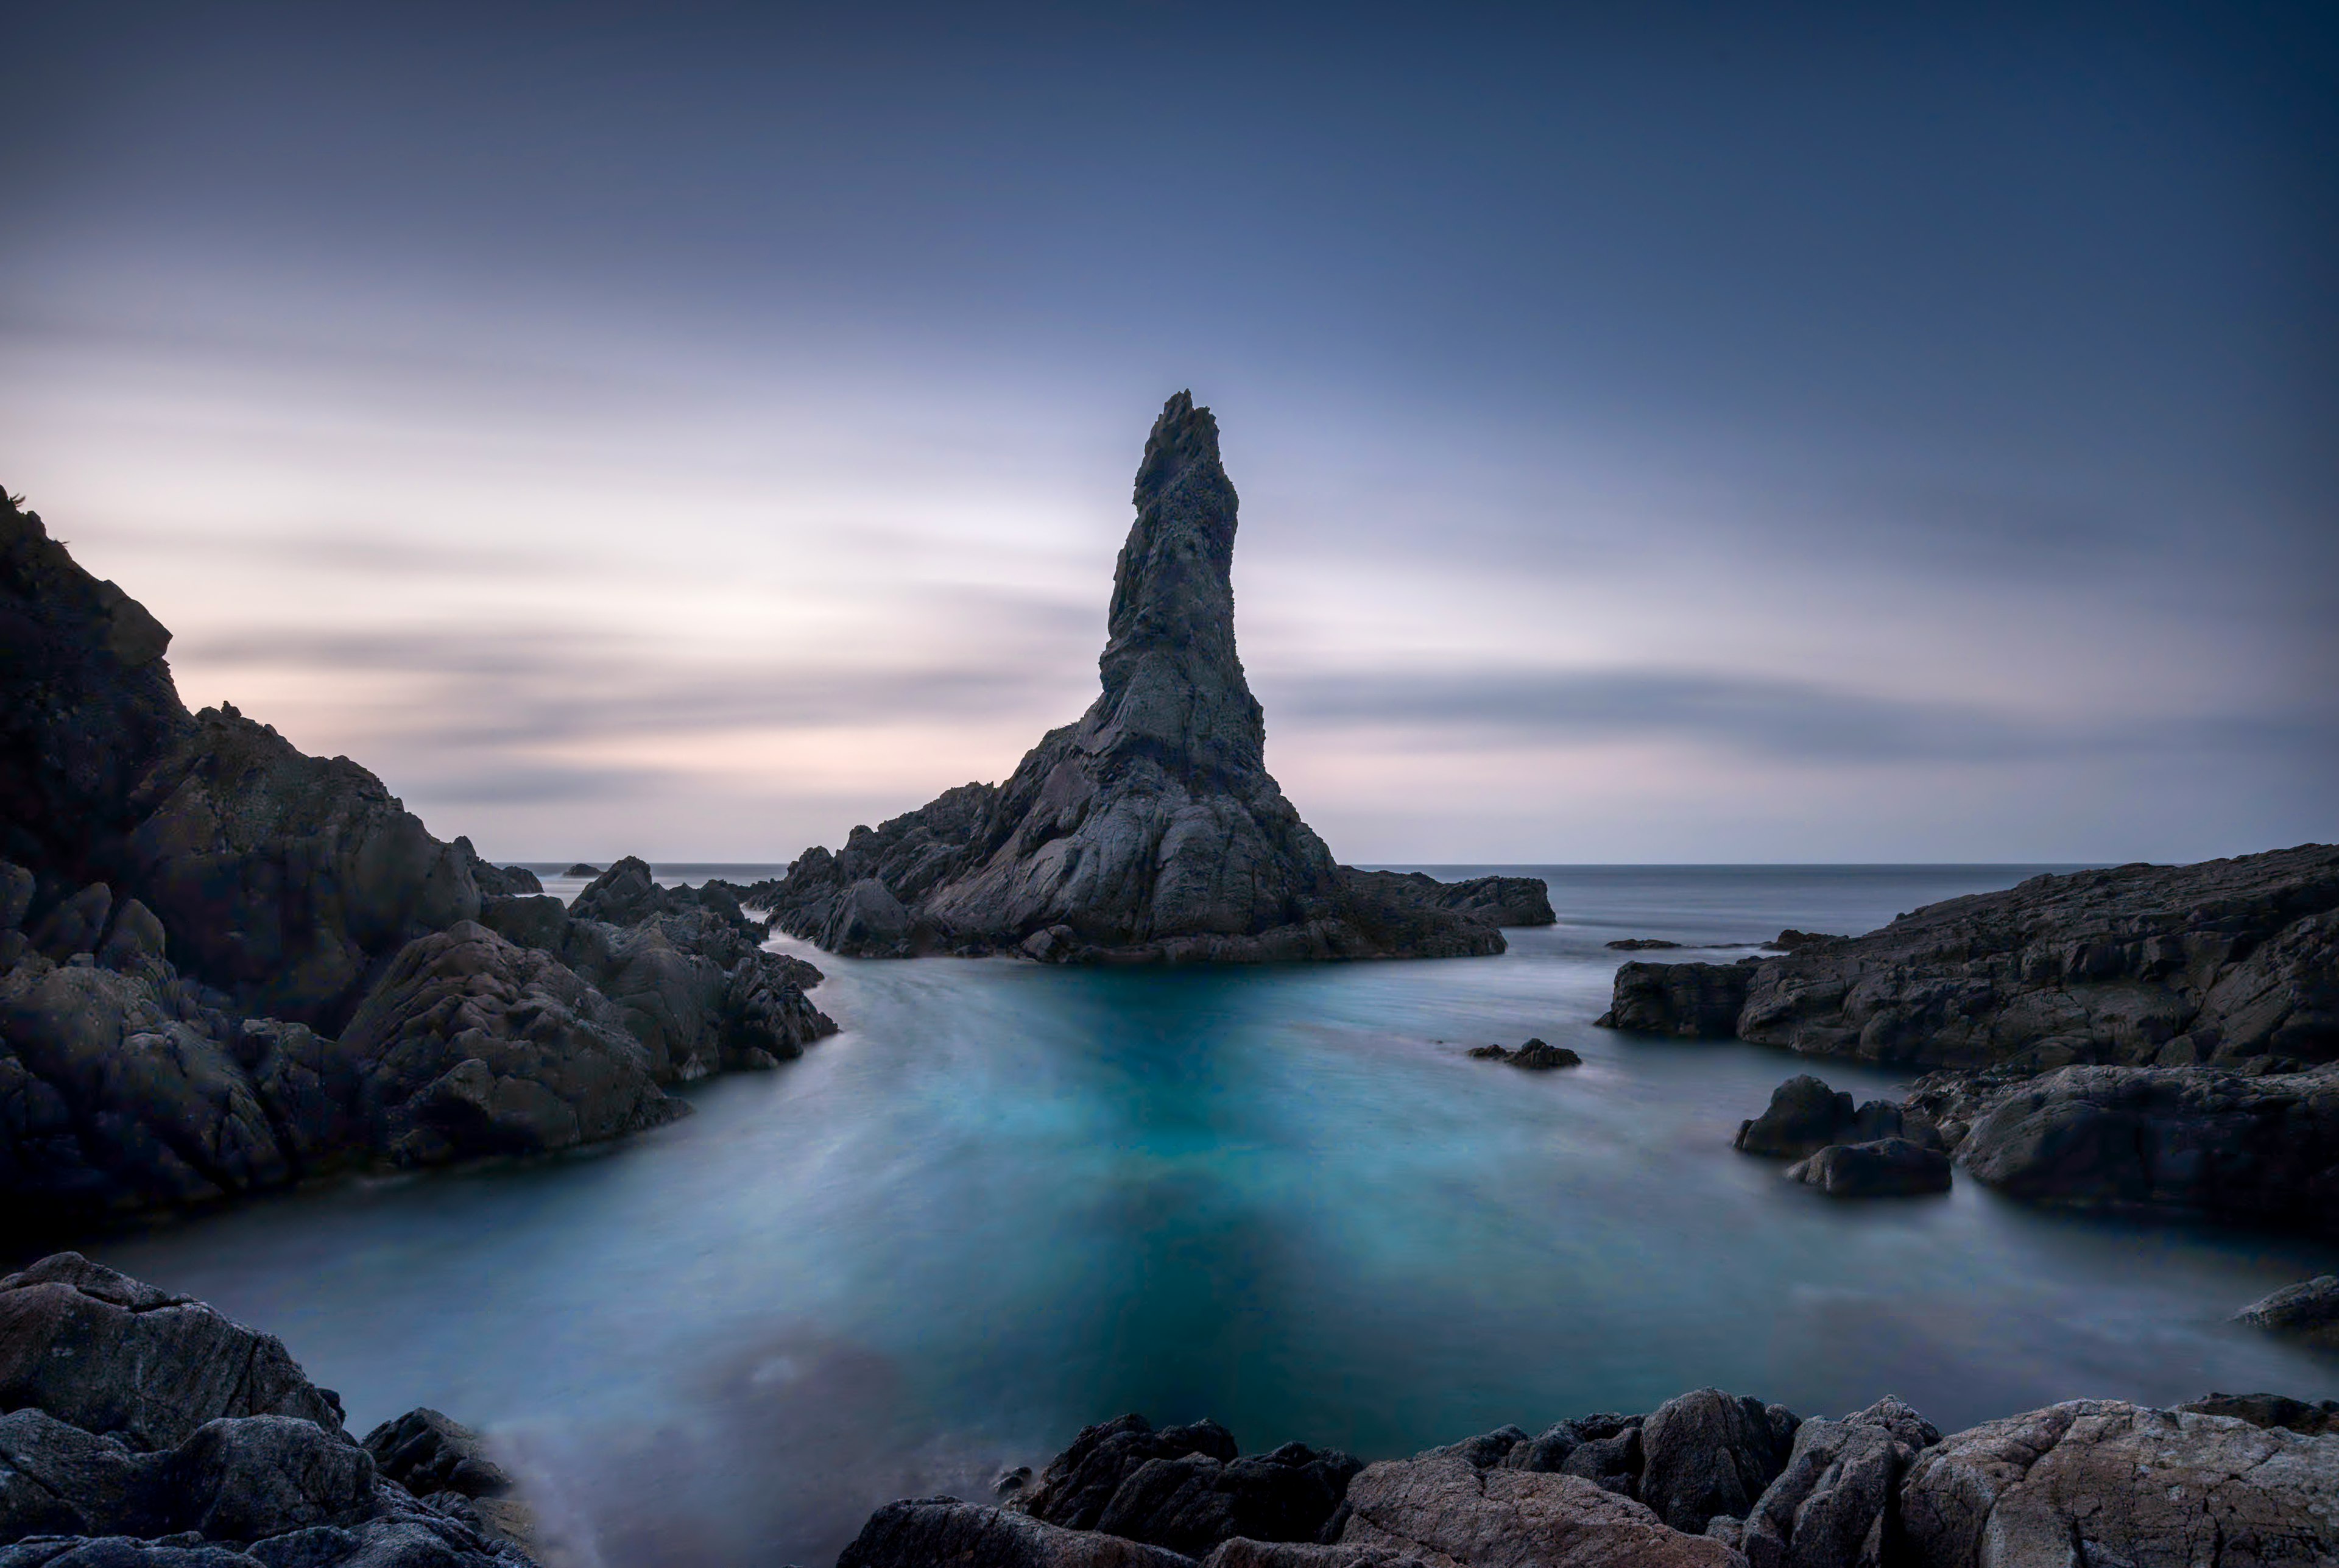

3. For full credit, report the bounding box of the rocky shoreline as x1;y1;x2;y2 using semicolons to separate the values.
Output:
4;1252;2332;1568
750;395;1556;966
1;489;837;1241
1597;847;2339;1232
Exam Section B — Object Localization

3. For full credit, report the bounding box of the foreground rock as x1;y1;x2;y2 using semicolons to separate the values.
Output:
0;492;836;1237
1598;848;2339;1071
842;1499;1198;1568
1338;1457;1742;1567
2234;1277;2339;1348
758;395;1539;965
0;1253;530;1567
1900;1399;2339;1567
1732;1076;1908;1158
1727;1396;1938;1568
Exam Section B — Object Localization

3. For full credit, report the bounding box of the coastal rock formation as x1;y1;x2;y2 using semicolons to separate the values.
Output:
1727;1396;1939;1568
1732;1076;1907;1158
2178;1394;2339;1438
1949;1063;2339;1227
1335;1457;1743;1567
0;1254;528;1567
842;1499;1199;1568
760;395;1542;964
1784;1139;1953;1198
1598;848;2338;1072
2233;1277;2339;1348
1466;1039;1582;1069
1636;1389;1799;1534
0;488;836;1235
1899;1399;2339;1567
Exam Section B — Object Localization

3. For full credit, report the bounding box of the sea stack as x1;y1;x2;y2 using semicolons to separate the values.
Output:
765;392;1550;961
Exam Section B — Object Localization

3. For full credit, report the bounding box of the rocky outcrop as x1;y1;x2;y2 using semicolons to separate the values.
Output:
1636;1390;1799;1536
1595;962;1758;1038
842;1498;1199;1568
1726;1396;1938;1568
1785;1139;1952;1199
2232;1277;2339;1349
454;840;542;899
362;1408;531;1549
1598;848;2339;1072
1466;1040;1581;1070
1019;1415;1243;1534
0;1253;528;1567
1899;1399;2339;1567
2176;1394;2339;1438
1732;1077;1908;1159
761;395;1534;965
1949;1063;2339;1228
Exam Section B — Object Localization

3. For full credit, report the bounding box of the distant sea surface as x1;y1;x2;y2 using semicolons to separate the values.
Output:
79;866;2339;1568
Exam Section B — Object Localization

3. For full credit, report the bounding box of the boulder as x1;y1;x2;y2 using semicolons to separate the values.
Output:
337;923;682;1166
1595;962;1755;1039
1952;1064;2339;1227
2176;1394;2339;1438
562;864;601;878
0;1254;346;1450
1467;1040;1581;1070
1021;1415;1241;1534
1335;1455;1745;1566
1899;1399;2339;1567
763;395;1508;965
1637;1390;1798;1535
1784;1140;1952;1199
31;885;112;961
839;1497;1198;1568
1092;1446;1361;1556
2232;1276;2339;1347
1733;1396;1938;1568
1734;1078;1855;1158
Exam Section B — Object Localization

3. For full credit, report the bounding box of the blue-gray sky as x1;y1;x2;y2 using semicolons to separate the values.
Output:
4;2;2333;861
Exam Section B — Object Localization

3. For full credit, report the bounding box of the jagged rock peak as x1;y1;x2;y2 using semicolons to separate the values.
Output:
1091;390;1262;779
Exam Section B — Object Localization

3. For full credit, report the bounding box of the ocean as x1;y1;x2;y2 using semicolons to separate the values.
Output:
76;865;2339;1568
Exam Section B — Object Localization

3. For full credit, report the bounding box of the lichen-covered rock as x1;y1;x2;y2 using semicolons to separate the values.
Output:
1899;1399;2339;1567
763;396;1517;965
1952;1064;2339;1227
1335;1454;1745;1566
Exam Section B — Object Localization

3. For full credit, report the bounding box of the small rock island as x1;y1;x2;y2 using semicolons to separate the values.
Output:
759;392;1553;962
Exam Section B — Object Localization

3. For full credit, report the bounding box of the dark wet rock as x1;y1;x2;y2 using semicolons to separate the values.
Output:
1637;1389;1798;1535
1733;1077;1854;1158
1785;1140;1952;1199
1556;1418;1645;1499
1466;1040;1581;1070
1021;1415;1242;1534
1624;846;2339;1072
0;1253;347;1450
1336;872;1553;930
2232;1276;2339;1347
1951;1062;2339;1227
2177;1393;2339;1438
0;1255;527;1567
1761;931;1846;955
96;902;168;985
840;1497;1198;1568
1;865;33;934
1092;1446;1361;1556
996;1467;1035;1499
568;858;669;927
339;922;683;1165
1335;1455;1743;1567
1899;1399;2339;1568
1595;961;1757;1038
451;841;540;900
474;896;570;955
761;396;1508;966
1606;939;1682;951
1735;1396;1937;1568
32;885;113;962
562;864;599;879
124;707;479;1028
1424;1425;1531;1468
360;1411;509;1504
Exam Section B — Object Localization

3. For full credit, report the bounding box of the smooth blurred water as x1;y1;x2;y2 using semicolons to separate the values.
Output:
69;866;2339;1568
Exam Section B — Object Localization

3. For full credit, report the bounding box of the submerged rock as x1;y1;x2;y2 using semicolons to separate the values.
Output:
761;395;1531;965
1466;1039;1581;1070
1785;1139;1952;1198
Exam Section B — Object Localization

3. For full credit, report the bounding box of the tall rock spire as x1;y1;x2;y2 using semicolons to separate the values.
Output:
764;394;1553;961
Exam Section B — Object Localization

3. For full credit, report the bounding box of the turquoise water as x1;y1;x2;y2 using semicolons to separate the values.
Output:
71;866;2339;1568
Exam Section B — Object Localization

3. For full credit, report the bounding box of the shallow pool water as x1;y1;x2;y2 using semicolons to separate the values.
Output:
75;866;2339;1567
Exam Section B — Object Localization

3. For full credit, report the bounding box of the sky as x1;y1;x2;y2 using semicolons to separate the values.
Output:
2;1;2333;864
